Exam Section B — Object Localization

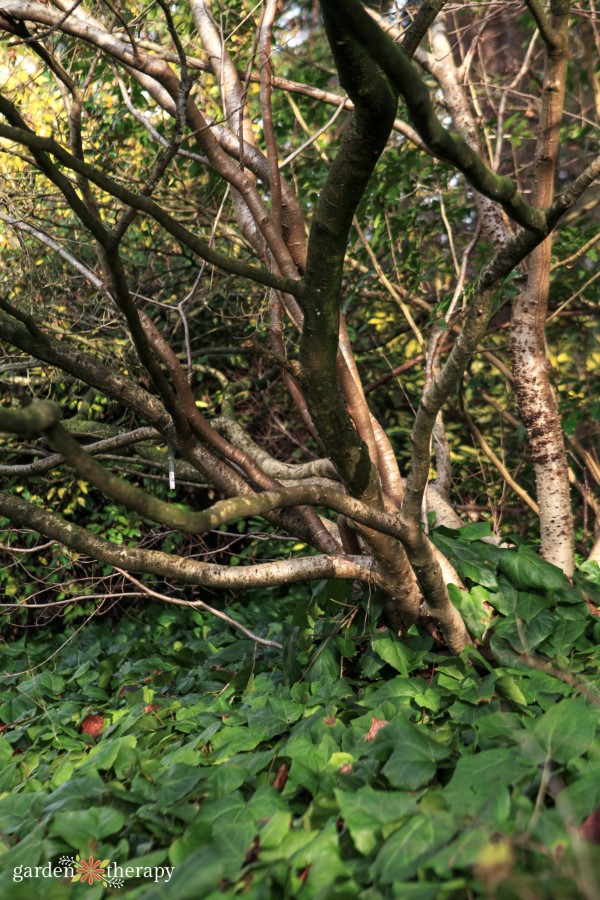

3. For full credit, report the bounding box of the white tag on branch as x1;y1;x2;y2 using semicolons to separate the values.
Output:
168;443;176;491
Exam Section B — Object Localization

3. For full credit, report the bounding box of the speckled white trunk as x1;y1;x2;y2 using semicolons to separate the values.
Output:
510;8;573;577
511;247;574;577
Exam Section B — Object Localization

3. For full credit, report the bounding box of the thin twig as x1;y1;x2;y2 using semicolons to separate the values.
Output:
280;96;347;168
114;568;283;649
551;232;600;271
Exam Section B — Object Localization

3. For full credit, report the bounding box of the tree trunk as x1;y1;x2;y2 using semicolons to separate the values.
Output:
509;1;574;577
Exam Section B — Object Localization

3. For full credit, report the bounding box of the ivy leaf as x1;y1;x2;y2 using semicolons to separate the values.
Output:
530;698;598;764
0;794;47;835
140;846;224;900
281;623;304;685
247;698;304;740
79;735;137;774
258;809;291;850
448;585;494;641
335;786;418;855
371;632;412;676
0;695;37;724
189;793;256;875
372;813;457;883
446;748;536;795
49;807;125;847
457;522;494;541
497;547;569;591
495;675;527;706
494;608;556;652
154;764;205;805
380;718;451;790
45;774;107;813
516;592;553;621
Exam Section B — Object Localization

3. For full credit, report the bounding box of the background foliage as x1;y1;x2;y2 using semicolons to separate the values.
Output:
0;0;599;893
1;545;600;898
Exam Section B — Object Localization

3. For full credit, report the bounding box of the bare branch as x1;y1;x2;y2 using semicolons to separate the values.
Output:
524;0;565;49
0;427;158;477
114;569;284;650
0;115;299;295
0;490;380;590
325;0;547;233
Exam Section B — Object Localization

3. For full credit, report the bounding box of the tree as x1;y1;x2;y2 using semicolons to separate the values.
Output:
0;0;598;653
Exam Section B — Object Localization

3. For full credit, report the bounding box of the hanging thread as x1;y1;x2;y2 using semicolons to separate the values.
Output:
168;443;176;491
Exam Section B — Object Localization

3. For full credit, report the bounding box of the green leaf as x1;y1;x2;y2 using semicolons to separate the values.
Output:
556;764;600;819
445;748;536;795
247;698;304;739
209;724;267;762
0;794;47;836
547;615;588;650
142;846;224;899
286;822;351;893
372;813;457;883
205;763;248;799
0;695;37;724
491;577;518;615
49;807;125;847
456;560;499;590
305;641;340;682
429;827;493;875
259;809;291;850
457;522;494;541
79;735;137;773
45;773;107;812
380;717;451;790
497;547;569;590
281;623;304;685
495;675;527;706
335;786;418;854
431;533;500;589
494;608;556;651
474;711;526;747
371;632;412;676
189;793;256;876
155;764;204;805
530;698;598;764
0;822;46;871
284;734;336;796
448;585;493;641
578;560;600;585
516;591;553;622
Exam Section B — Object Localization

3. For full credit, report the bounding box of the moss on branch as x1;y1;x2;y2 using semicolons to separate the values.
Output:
0;401;62;434
0;490;377;589
301;5;397;497
321;0;547;233
0;401;405;539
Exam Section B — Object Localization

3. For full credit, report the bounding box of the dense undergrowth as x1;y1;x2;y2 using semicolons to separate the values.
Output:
1;529;599;899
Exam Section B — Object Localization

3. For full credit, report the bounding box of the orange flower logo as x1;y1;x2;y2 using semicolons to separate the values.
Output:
74;856;108;886
58;853;124;888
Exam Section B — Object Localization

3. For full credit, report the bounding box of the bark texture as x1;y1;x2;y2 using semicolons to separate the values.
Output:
509;0;574;576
